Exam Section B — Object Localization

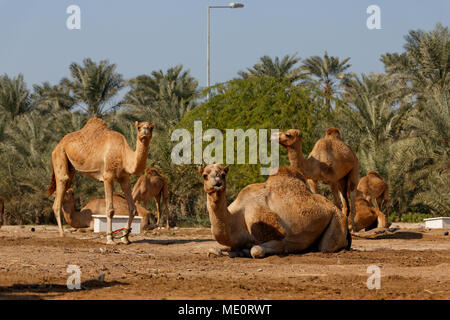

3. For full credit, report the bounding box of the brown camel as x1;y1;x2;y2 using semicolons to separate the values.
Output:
46;118;153;244
61;189;153;231
132;168;170;229
357;171;389;214
352;192;389;232
274;128;359;228
199;164;350;259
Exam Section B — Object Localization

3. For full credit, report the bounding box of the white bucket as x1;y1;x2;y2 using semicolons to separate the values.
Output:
92;215;142;234
424;217;450;229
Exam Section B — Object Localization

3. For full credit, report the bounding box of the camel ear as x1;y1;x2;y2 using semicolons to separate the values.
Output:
198;166;204;176
293;129;301;137
150;123;155;129
145;168;150;174
223;165;229;174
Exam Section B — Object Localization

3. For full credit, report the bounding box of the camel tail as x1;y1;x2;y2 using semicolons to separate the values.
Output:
45;164;57;196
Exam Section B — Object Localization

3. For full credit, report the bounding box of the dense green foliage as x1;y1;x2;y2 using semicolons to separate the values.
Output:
0;24;448;226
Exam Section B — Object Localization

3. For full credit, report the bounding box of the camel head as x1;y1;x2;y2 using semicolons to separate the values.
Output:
325;128;341;140
272;129;301;147
198;164;229;194
135;121;155;143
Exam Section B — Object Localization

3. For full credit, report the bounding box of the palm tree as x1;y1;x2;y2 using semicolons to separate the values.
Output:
121;65;198;130
0;74;32;119
302;52;351;111
381;23;449;99
238;54;304;82
62;59;124;117
32;82;76;113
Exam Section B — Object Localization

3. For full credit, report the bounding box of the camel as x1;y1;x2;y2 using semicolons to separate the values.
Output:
199;164;350;259
61;189;153;231
132;168;170;229
352;192;389;232
357;171;389;214
274;128;359;228
46;118;154;244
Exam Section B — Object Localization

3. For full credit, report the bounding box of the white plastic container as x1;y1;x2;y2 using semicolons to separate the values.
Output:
423;217;450;229
92;215;142;234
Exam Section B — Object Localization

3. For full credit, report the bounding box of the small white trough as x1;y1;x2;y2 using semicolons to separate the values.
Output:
424;217;450;229
92;215;142;234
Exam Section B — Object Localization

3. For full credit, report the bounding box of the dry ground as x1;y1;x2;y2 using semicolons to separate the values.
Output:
0;223;449;300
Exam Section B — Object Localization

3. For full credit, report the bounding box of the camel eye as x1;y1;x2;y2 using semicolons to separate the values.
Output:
203;174;208;180
285;134;291;137
221;174;225;179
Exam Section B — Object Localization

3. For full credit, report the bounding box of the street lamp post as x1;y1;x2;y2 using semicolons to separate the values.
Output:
207;3;244;100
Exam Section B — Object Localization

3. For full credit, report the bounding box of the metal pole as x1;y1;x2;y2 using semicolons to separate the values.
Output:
207;6;210;100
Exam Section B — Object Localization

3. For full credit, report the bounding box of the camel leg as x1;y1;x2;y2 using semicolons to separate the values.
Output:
331;182;344;211
51;150;72;237
250;240;285;259
119;175;137;245
318;209;349;252
307;179;320;194
104;178;115;245
375;208;388;229
155;194;162;227
162;188;170;229
52;179;68;237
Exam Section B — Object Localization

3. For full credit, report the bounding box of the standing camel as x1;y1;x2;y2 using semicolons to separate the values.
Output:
61;189;152;231
357;171;389;215
132;168;169;229
200;164;350;259
274;128;359;227
46;118;154;244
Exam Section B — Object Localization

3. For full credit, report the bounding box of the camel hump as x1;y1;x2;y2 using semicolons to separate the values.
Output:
367;171;382;178
145;168;161;176
84;117;107;129
325;128;341;139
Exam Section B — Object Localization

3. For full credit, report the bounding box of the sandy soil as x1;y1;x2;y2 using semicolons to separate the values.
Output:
0;224;449;300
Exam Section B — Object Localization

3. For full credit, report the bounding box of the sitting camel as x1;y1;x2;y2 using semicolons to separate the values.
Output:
352;192;389;232
274;128;358;227
61;189;153;231
357;171;389;215
199;164;350;259
46;118;154;244
132;168;170;229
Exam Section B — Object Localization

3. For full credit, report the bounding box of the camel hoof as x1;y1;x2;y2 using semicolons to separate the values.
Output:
106;236;114;245
207;248;223;258
250;246;265;259
121;237;130;245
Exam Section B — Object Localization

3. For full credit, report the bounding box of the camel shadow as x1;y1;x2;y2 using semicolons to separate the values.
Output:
133;238;213;245
363;231;423;240
0;279;126;300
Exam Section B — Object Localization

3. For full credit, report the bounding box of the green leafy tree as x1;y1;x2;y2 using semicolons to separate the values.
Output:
0;74;32;119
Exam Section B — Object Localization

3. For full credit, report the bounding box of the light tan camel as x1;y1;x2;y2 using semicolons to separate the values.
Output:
132;168;169;229
199;164;350;259
352;192;389;232
61;189;153;231
46;118;153;244
274;128;359;227
357;171;389;214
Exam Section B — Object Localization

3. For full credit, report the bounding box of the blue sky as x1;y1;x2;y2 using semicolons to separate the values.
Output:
0;0;448;91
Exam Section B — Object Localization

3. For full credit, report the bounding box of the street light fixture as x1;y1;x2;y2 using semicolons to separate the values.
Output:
207;3;244;99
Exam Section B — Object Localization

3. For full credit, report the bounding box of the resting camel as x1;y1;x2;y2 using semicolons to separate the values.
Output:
357;171;389;215
61;189;153;231
352;192;389;232
132;168;170;229
274;128;358;227
199;164;350;259
46;118;154;244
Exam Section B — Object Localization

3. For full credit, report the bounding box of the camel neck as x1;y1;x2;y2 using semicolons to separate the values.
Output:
128;137;150;174
287;140;304;171
206;191;234;247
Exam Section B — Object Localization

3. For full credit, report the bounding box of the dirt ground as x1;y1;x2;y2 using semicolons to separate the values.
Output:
0;223;449;300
